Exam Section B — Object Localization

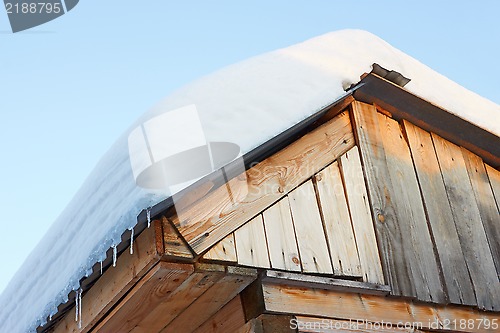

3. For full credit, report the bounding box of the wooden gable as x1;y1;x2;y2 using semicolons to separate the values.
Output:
50;96;500;333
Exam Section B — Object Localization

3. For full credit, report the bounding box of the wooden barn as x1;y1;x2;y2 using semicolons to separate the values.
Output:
39;66;500;333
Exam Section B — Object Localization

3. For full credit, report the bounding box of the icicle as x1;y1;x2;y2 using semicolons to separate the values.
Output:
100;261;103;275
129;228;134;255
78;288;82;329
49;314;53;321
147;207;151;228
112;245;117;267
74;290;79;323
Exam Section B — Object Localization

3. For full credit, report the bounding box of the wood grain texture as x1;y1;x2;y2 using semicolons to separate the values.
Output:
403;120;476;306
162;216;193;258
93;262;193;333
432;133;500;311
129;264;225;333
202;233;238;263
193;296;246;333
462;148;500;276
314;161;362;277
235;215;271;268
378;112;445;302
161;267;257;333
263;283;500;333
262;270;390;296
53;226;161;333
351;101;412;297
236;319;263;333
351;101;445;303
172;111;355;254
339;147;384;284
288;180;333;274
295;317;425;332
486;164;500;207
262;197;301;272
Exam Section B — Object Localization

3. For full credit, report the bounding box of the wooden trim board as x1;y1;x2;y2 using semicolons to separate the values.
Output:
262;282;500;333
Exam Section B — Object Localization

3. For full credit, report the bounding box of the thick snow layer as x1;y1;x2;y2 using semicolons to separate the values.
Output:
0;29;498;333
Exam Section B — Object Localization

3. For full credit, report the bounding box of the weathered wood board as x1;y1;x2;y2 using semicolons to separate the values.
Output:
288;180;333;274
314;160;362;277
172;111;355;254
193;295;246;333
129;264;225;333
403;120;476;306
161;267;257;333
351;101;445;303
462;148;500;276
263;283;500;333
162;216;193;259
432;133;500;311
235;215;271;268
294;316;426;332
486;164;500;207
93;262;193;333
339;147;384;284
202;233;238;263
262;197;301;272
262;270;390;296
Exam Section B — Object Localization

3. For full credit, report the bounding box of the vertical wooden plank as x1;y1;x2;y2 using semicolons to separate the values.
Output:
288;180;333;274
403;120;476;306
432;133;500;311
351;101;413;298
339;147;384;284
486;164;500;207
262;198;301;272
462;148;500;276
193;296;246;333
202;233;238;263
351;101;446;303
377;113;445;303
314;161;362;277
235;215;271;268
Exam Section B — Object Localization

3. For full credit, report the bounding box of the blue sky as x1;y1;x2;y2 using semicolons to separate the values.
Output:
0;1;498;293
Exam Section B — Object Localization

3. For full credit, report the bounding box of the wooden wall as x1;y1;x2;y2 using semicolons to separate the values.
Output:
352;101;500;310
201;101;500;311
203;145;384;285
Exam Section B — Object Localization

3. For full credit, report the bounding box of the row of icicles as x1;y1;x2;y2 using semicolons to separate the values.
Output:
68;207;152;329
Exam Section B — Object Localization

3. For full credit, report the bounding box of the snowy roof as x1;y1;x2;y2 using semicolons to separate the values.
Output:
1;29;499;333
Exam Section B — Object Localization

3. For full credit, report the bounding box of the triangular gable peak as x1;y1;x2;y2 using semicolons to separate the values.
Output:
49;75;500;333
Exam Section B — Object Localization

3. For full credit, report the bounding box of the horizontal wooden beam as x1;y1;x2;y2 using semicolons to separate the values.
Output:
262;282;499;333
293;316;426;332
172;111;355;255
262;270;390;296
